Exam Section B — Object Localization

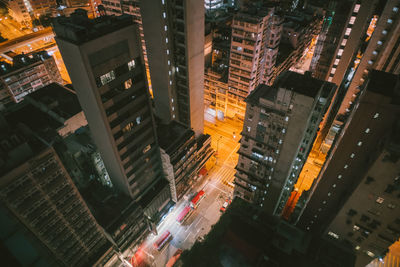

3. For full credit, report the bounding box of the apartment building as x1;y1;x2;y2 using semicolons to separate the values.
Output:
54;11;170;220
227;7;282;119
0;142;111;266
297;71;400;266
234;71;335;216
101;0;205;136
0;51;62;110
314;0;400;150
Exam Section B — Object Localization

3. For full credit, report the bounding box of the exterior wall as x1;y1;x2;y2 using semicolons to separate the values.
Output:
325;147;400;267
0;54;62;108
234;72;335;216
297;72;400;237
55;19;163;200
0;147;110;267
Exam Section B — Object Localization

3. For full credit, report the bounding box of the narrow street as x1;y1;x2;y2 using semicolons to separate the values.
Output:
123;114;243;266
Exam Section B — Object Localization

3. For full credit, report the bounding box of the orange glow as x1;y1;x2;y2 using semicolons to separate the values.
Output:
282;132;327;220
365;15;378;42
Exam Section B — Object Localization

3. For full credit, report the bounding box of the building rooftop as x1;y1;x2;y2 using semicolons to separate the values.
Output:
27;82;83;120
178;198;355;267
246;84;277;105
53;9;135;44
0;51;52;76
157;120;194;155
365;70;400;102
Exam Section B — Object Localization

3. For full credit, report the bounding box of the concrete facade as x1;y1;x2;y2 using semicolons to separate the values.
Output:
297;71;400;265
234;71;335;216
54;12;170;213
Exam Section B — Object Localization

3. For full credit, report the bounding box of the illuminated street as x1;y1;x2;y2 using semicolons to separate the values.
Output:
122;114;243;266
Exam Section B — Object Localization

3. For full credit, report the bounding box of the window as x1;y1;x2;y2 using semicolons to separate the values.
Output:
365;176;374;184
332;184;336;188
393;7;399;12
168;60;171;65
136;116;142;125
377;40;383;45
163;12;166;18
124;79;132;89
338;175;342;179
353;225;360;231
128;59;135;70
165;37;168;43
164;25;167;31
344;165;348;169
337;49;344;57
349;16;356;24
350;153;355;158
328;231;339;239
122;122;134;133
357;141;362;146
99;70;115;86
345;28;352;36
334;59;340;65
166;49;170;55
353;4;360;13
376;197;384;204
373;113;379;118
365;128;370;133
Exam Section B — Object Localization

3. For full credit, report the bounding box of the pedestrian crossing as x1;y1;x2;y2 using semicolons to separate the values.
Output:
211;165;236;189
367;252;400;267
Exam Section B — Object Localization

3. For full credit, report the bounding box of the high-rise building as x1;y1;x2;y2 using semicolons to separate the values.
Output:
0;51;62;110
311;0;400;150
226;7;282;119
139;0;204;136
234;71;335;215
53;11;170;219
296;71;400;265
101;0;205;136
0;143;111;266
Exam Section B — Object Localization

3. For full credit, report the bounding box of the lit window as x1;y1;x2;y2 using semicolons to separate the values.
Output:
366;251;375;257
176;67;179;72
171;98;174;103
162;0;165;4
373;112;379;118
353;4;360;13
124;79;132;89
368;60;373;65
122;122;134;133
331;68;336;74
328;77;333;82
282;128;286;133
166;37;168;43
353;225;360;231
387;19;393;24
350;153;355;158
168;60;171;65
328;231;339;239
345;27;352;36
328;192;331;197
334;59;340;65
173;114;176;118
341;39;347;46
382;30;387;35
357;141;362;146
332;184;336;188
372;50;378;55
393;7;399;12
164;25;167;31
169;80;172;85
314;214;318;218
163;12;166;18
166;49;170;55
128;59;135;70
355;246;360;250
169;71;172;76
285;116;289;121
172;106;174;111
349;16;356;24
247;126;251;132
136;116;142;125
344;165;348;169
376;197;384;204
365;128;370;133
322;201;326;204
338;175;342;179
337;49;344;56
377;40;383;45
99;70;115;86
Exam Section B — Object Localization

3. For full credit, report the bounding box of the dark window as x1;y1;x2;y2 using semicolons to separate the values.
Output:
360;214;370;223
365;176;375;184
347;209;357;216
